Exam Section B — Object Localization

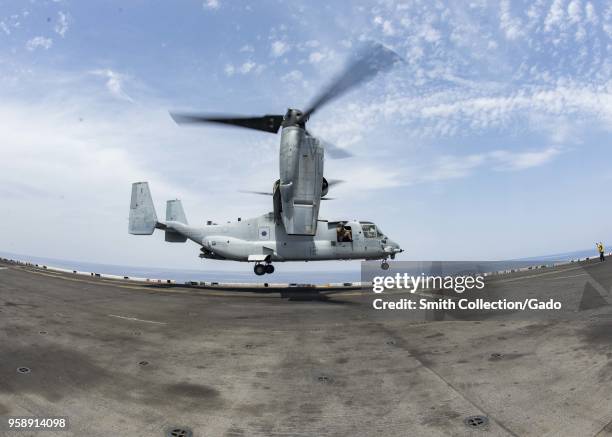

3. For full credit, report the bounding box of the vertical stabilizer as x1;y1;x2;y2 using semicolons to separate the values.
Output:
129;182;158;235
166;199;188;224
165;199;188;242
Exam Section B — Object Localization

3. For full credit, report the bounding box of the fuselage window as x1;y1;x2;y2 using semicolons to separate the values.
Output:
336;224;353;242
362;224;377;239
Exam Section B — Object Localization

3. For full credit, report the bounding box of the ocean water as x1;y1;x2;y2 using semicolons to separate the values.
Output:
0;247;604;285
516;248;606;263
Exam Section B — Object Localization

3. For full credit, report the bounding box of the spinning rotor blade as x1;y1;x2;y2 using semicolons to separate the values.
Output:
241;190;336;200
302;42;402;119
305;129;353;159
326;179;344;187
239;190;273;196
170;112;284;134
318;139;353;159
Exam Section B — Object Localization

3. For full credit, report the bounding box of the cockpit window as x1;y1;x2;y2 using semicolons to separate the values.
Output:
362;224;377;239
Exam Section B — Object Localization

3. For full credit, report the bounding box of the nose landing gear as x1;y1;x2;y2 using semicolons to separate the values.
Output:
381;260;390;270
254;263;275;275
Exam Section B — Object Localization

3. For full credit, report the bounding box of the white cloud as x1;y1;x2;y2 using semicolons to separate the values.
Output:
355;80;612;141
407;147;562;185
308;51;325;63
423;154;487;182
26;36;53;51
0;21;10;35
281;70;303;82
373;15;396;36
90;69;133;102
54;11;70;37
270;40;290;57
346;146;563;189
339;165;403;190
604;5;612;37
567;0;582;24
489;147;561;170
239;61;256;74
421;24;440;43
574;25;586;41
382;21;395;36
203;0;219;10
585;2;597;23
239;44;254;52
499;0;524;40
225;62;262;75
545;0;566;31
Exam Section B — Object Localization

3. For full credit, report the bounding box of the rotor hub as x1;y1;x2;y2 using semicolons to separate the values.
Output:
282;108;307;128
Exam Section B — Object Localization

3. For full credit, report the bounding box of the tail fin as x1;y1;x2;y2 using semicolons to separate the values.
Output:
166;199;187;224
165;199;187;242
129;182;158;235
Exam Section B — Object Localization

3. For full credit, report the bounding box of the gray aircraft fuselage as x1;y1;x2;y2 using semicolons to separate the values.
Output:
167;213;401;263
128;182;402;269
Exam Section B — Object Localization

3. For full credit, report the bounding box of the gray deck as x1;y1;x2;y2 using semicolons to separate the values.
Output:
1;259;612;436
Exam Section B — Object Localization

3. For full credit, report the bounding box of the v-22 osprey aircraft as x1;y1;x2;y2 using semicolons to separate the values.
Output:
128;43;403;275
128;182;402;275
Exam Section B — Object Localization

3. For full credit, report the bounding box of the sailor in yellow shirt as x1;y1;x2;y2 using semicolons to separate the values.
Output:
596;242;605;262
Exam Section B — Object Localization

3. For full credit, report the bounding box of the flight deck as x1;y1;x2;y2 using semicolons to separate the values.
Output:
1;258;612;436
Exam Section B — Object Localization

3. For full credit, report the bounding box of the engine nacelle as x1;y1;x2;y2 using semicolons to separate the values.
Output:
278;177;330;198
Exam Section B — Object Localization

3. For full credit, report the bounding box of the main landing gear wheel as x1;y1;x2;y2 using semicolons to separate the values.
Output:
265;264;275;274
254;264;266;276
381;261;390;270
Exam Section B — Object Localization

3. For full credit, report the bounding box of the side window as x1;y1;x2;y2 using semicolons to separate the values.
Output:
336;224;353;242
362;224;377;239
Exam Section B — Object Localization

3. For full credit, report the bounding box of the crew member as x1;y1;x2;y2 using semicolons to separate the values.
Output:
336;224;344;242
343;227;352;242
596;242;605;262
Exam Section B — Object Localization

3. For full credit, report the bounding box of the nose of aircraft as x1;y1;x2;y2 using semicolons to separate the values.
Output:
383;239;403;255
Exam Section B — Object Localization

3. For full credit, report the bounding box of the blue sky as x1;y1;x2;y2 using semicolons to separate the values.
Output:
0;0;611;270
